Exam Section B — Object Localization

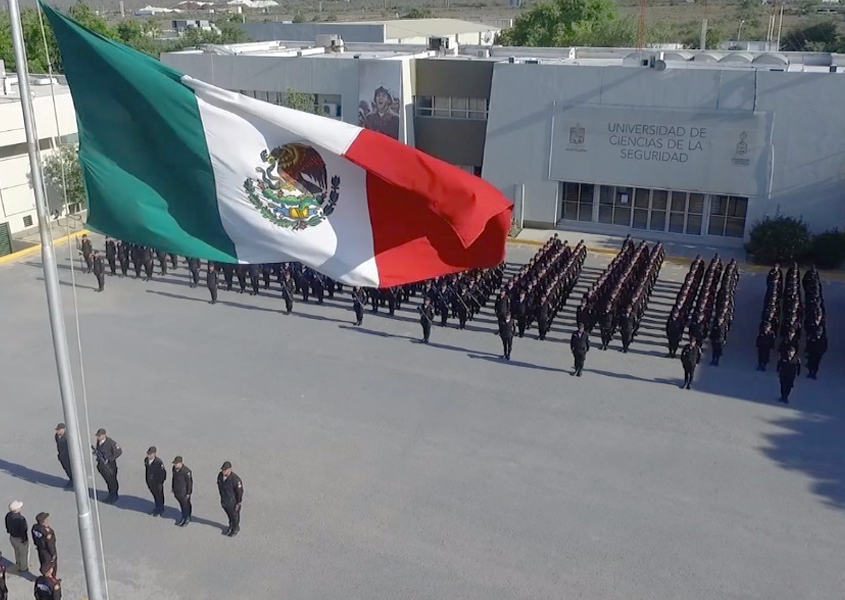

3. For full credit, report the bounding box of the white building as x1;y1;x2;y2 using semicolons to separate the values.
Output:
0;63;78;254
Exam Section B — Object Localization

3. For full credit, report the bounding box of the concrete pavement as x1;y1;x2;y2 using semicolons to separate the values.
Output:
0;238;843;599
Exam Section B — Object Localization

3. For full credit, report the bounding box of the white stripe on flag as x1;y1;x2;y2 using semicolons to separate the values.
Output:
188;78;380;287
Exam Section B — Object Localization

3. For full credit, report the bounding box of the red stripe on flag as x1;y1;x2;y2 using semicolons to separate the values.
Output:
344;129;512;287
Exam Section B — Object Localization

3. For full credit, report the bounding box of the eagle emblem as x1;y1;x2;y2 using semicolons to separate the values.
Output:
243;143;340;231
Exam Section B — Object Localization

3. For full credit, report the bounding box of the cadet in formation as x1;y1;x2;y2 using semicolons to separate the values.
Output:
92;428;122;504
776;346;801;404
172;456;194;527
54;423;72;488
569;323;590;376
755;323;776;371
418;297;435;343
217;462;244;537
206;263;219;305
145;446;167;517
31;513;57;576
498;312;515;360
91;250;105;292
680;337;701;390
351;286;366;326
33;564;61;600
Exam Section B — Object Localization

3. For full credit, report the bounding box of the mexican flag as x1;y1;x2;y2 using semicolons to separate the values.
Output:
41;4;511;287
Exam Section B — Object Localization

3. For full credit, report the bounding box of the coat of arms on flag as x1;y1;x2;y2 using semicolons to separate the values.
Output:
244;142;341;231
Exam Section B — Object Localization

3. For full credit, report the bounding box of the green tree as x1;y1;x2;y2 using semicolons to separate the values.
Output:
402;8;434;19
498;0;621;47
781;21;841;52
283;88;319;114
43;144;86;212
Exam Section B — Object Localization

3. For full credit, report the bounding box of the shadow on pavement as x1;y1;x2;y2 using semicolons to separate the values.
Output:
466;353;566;372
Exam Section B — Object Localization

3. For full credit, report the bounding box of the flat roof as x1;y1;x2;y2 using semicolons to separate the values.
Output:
0;76;71;103
341;18;500;40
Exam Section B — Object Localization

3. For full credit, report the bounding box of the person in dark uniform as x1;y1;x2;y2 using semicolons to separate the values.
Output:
599;304;614;351
755;323;776;371
142;246;154;281
666;309;683;358
172;456;193;527
0;551;8;600
570;323;590;377
536;295;551;341
281;272;295;314
78;234;93;273
618;305;634;353
206;263;219;305
311;273;325;304
131;244;143;278
217;462;244;537
31;513;57;576
235;264;248;293
351;286;366;326
777;346;801;404
221;263;235;291
419;297;435;343
155;249;168;276
117;241;130;277
104;237;117;275
498;312;515;360
54;424;72;488
168;252;179;270
709;317;727;366
805;316;827;380
33;564;61;600
187;258;200;288
680;337;701;390
261;264;272;290
92;428;122;503
512;290;528;338
91;251;105;293
144;447;167;517
248;264;260;295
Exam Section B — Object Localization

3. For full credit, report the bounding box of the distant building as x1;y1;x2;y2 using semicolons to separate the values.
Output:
244;18;501;47
134;5;175;15
0;62;78;252
172;19;213;33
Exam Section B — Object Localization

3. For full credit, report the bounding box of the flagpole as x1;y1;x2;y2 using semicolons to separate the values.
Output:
5;0;107;598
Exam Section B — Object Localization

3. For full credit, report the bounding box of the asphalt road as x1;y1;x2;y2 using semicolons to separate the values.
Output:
0;238;843;600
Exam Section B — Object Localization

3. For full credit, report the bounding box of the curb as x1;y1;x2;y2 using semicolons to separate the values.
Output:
0;228;90;267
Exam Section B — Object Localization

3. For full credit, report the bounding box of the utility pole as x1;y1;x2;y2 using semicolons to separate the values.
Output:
5;1;108;599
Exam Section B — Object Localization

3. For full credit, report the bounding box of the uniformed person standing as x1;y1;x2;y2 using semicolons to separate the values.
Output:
206;263;219;305
156;249;168;276
235;264;248;293
665;309;683;358
536;295;551;341
618;305;634;353
776;346;801;404
570;323;590;377
351;286;366;326
172;456;193;527
54;424;72;488
187;258;201;288
805;316;827;380
756;323;776;371
104;237;117;275
680;337;702;390
498;313;515;360
91;251;105;293
709;317;726;366
31;513;57;576
92;428;122;504
248;264;260;295
33;564;61;600
117;241;130;277
281;272;295;314
144;447;167;517
419;297;435;344
222;263;235;291
142;246;154;281
78;233;93;273
217;462;244;537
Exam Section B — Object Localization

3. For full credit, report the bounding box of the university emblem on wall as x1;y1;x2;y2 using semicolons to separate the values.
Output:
569;124;585;145
244;143;340;231
735;131;748;156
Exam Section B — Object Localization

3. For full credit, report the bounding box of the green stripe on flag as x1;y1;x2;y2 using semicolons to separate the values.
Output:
41;3;236;262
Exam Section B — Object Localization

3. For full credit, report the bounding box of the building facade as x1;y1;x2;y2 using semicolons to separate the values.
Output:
164;41;845;247
0;67;78;254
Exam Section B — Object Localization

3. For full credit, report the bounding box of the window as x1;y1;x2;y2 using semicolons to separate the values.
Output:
708;195;748;238
560;182;594;222
414;96;488;119
23;215;33;227
598;185;633;227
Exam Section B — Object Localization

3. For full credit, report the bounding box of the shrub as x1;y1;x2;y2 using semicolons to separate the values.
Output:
745;215;811;264
808;229;845;269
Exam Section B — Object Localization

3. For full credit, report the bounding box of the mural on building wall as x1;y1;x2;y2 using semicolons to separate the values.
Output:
358;61;402;141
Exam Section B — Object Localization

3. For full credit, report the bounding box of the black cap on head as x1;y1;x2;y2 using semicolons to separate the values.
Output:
35;512;49;524
173;456;183;464
95;428;106;436
220;461;232;470
55;423;66;431
147;446;157;455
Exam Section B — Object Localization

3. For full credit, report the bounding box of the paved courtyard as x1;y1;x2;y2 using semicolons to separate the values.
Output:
0;236;843;600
